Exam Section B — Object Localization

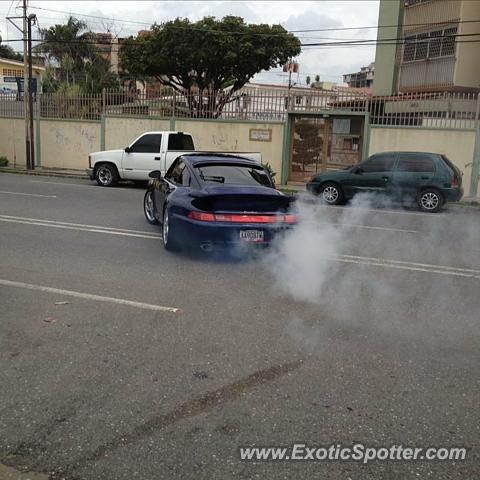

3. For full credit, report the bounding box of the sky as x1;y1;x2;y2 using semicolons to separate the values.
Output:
0;0;380;86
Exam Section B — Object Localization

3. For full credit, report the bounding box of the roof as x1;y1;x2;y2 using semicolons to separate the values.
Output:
0;57;45;71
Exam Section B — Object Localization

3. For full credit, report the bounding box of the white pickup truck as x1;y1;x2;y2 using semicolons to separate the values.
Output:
87;131;262;187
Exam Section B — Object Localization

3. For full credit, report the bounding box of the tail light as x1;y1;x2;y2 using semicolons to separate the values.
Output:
188;211;297;224
88;155;91;168
451;176;459;188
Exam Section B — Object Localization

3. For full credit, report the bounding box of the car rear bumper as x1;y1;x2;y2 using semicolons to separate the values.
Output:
443;187;463;203
171;213;294;247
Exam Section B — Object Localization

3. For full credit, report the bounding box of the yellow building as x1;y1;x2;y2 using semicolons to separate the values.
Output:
0;57;45;94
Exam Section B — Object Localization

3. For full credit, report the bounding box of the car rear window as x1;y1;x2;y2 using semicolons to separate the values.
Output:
441;155;460;175
195;164;272;187
397;155;435;172
168;134;194;151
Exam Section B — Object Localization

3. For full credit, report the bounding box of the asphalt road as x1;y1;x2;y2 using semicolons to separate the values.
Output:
0;173;479;480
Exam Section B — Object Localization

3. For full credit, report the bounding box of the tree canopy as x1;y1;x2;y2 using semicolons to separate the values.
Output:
120;16;301;117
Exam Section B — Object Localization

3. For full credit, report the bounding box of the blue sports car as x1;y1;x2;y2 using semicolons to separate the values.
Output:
143;154;296;251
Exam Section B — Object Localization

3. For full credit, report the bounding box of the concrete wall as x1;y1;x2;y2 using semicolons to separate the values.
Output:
369;126;477;197
104;116;170;150
40;120;101;169
0;117;29;167
175;119;285;177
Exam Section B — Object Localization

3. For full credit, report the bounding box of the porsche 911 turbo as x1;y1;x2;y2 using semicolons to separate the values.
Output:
143;154;296;251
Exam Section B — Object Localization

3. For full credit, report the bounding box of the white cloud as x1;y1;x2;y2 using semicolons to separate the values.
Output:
0;0;380;85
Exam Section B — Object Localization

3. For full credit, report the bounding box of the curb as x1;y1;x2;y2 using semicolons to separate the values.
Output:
0;168;89;180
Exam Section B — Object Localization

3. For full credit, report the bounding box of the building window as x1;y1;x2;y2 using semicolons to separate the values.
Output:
2;68;24;77
405;0;431;6
402;25;458;62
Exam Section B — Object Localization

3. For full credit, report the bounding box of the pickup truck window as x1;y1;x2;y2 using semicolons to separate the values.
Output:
168;134;194;151
130;134;161;153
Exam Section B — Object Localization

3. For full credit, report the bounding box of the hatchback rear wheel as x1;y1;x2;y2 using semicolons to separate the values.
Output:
418;189;443;213
319;182;344;205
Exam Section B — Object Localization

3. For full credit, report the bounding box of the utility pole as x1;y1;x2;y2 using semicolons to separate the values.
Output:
22;0;31;170
27;14;36;170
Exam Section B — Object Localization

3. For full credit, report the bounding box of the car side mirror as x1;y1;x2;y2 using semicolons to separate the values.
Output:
148;170;162;179
124;146;132;153
352;166;363;174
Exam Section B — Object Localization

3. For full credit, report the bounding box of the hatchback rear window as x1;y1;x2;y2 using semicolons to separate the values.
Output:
195;164;272;187
397;155;435;172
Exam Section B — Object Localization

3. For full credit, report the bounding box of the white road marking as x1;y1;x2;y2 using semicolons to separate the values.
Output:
339;254;480;275
0;278;180;313
0;190;57;198
0;214;162;239
331;255;480;279
313;204;445;218
31;180;92;187
316;221;418;234
1;215;477;279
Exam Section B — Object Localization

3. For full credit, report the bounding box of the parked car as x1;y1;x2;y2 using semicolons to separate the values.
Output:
306;151;463;212
143;154;296;251
87;131;262;187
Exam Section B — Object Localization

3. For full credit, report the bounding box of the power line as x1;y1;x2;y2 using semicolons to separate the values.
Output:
2;30;478;49
25;5;480;37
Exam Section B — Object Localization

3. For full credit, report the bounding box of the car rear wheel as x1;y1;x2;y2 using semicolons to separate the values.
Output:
143;190;158;225
319;182;344;205
162;208;180;251
418;189;443;213
95;164;119;187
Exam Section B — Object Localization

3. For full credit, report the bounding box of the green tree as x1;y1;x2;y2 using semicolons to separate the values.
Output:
39;17;119;94
120;16;301;117
61;53;75;85
0;44;23;61
39;17;95;71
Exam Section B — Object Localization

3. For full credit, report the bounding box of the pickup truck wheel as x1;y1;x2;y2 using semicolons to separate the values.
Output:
95;164;119;187
144;190;159;225
162;208;180;251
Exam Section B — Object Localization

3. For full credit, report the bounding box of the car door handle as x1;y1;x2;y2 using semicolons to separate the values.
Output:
421;176;430;180
382;176;389;181
154;156;161;160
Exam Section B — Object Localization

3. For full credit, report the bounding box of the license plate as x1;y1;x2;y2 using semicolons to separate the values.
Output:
239;230;264;243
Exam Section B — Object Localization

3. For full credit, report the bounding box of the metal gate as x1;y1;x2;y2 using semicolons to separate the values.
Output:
288;114;365;183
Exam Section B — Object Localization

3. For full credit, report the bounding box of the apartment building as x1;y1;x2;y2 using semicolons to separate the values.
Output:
373;0;480;95
343;63;375;89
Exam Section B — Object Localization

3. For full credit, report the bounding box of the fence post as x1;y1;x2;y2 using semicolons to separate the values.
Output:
35;93;41;167
469;94;480;198
101;88;106;115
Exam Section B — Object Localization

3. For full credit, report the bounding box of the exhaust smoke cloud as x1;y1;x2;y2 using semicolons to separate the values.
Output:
265;193;480;350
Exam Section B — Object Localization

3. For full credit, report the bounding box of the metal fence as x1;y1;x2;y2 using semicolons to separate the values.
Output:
0;88;478;128
369;91;479;129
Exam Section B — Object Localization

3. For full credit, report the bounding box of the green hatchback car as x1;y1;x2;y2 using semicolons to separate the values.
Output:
306;151;463;213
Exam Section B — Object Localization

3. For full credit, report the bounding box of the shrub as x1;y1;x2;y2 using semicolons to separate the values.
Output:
0;156;9;167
